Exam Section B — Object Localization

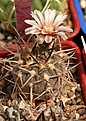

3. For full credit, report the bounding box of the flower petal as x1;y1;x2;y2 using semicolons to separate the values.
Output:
53;14;67;29
53;14;63;26
25;27;40;35
35;10;44;26
24;9;72;43
49;9;56;24
31;11;42;27
44;9;50;25
55;15;67;29
30;29;40;34
24;20;39;28
45;35;52;43
56;26;73;32
57;32;68;40
25;27;34;35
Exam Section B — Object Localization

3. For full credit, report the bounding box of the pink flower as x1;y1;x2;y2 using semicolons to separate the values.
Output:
25;9;73;44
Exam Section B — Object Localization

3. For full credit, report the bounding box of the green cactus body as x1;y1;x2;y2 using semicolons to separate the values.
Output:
31;0;43;11
0;0;16;29
9;41;74;101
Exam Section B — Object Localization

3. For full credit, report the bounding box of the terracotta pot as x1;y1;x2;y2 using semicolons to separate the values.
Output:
0;44;32;58
61;40;86;104
73;0;86;34
82;48;86;67
68;0;80;40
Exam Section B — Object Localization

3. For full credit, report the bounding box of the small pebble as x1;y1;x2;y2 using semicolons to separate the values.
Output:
65;86;71;90
66;100;71;105
0;33;5;40
67;91;75;98
0;23;5;30
64;86;70;93
78;108;86;115
72;99;77;105
77;97;82;103
76;86;81;92
7;36;13;40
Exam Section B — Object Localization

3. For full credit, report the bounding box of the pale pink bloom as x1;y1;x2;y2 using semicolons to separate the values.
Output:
25;9;73;44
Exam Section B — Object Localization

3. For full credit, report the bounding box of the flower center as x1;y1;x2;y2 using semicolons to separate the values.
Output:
43;24;53;33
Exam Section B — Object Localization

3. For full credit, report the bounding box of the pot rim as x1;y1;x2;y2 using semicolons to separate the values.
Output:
68;0;80;39
73;0;86;34
61;40;86;104
82;48;86;66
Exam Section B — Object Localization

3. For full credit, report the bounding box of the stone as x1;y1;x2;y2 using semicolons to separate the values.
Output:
67;91;75;98
78;108;86;115
76;86;81;92
0;33;5;40
72;99;77;105
7;36;13;40
0;23;5;30
77;97;82;103
66;100;71;105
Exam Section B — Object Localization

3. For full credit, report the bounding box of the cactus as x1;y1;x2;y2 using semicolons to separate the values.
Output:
31;0;43;11
11;41;74;99
0;0;16;29
49;0;65;14
31;0;65;13
0;33;76;120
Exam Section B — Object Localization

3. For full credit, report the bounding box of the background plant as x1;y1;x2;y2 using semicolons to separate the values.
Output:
0;0;64;30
